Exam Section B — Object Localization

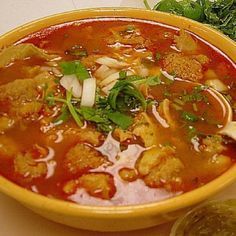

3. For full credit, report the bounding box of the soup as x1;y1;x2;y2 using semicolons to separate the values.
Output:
0;18;235;206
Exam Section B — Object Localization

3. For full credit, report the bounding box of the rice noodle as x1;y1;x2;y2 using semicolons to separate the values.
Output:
205;79;228;92
161;99;176;128
100;70;134;88
94;65;110;78
95;65;118;80
102;80;117;95
100;72;120;87
96;56;128;69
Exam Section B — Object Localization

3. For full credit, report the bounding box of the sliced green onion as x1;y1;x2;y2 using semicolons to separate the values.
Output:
182;111;198;122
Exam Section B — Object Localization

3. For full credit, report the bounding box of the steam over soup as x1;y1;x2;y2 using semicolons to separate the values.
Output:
0;18;235;206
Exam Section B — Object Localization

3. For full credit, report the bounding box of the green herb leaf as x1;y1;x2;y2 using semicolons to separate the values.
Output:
146;76;161;86
148;0;236;41
182;111;199;122
60;61;90;81
107;111;133;130
182;0;204;21
181;86;208;103
153;0;183;14
78;106;113;132
78;107;108;123
119;71;127;79
108;79;147;110
45;92;55;106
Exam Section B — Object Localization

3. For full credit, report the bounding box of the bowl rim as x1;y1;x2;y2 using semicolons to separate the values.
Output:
0;7;235;218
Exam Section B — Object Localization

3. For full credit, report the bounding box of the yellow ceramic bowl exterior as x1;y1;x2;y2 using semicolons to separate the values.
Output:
0;8;235;232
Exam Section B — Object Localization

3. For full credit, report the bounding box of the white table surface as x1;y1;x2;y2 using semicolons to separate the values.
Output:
0;1;235;235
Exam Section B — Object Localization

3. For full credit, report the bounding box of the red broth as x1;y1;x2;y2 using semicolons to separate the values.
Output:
0;18;235;206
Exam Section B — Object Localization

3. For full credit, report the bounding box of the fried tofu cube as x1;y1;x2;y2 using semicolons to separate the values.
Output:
78;173;116;199
64;143;109;175
201;135;226;155
144;157;184;190
132;112;158;147
63;179;79;195
0;136;19;158
14;152;47;180
137;146;175;176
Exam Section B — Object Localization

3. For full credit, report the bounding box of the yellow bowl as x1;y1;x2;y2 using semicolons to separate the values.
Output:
0;8;235;232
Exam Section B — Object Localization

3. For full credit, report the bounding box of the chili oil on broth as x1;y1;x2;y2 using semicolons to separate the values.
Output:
0;18;235;206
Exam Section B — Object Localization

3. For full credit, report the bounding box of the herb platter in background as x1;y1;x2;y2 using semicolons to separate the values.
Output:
144;0;236;41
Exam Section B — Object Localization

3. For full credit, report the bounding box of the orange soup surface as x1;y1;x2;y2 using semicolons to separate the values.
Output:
0;18;235;206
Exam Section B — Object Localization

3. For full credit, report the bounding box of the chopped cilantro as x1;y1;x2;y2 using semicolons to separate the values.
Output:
78;107;109;124
59;61;90;81
182;111;199;122
182;86;208;103
119;71;127;79
78;106;133;131
108;79;147;111
107;111;133;130
146;76;161;86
